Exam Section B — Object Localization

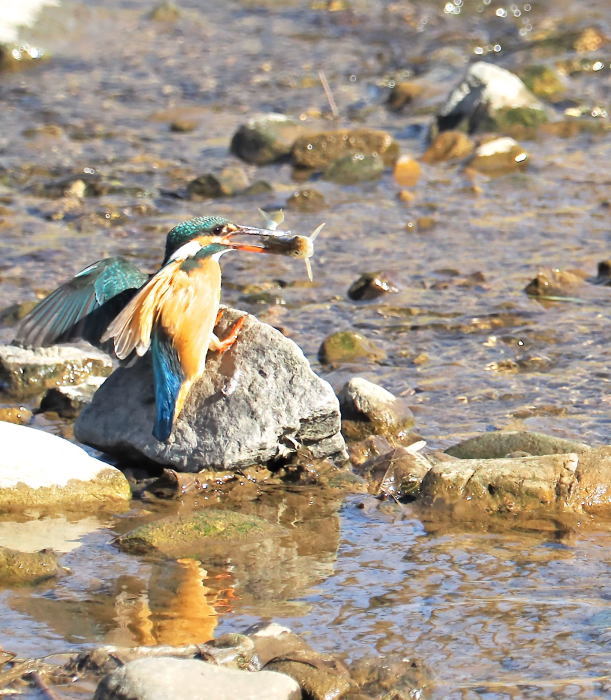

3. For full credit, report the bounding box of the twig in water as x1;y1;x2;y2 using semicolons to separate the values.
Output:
318;70;339;119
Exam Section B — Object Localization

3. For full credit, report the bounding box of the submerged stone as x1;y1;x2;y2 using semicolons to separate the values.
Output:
231;113;304;165
0;545;61;584
323;152;384;184
286;188;326;212
94;657;301;700
524;268;588;298
117;509;285;557
422;130;474;163
186;166;250;199
0;344;112;398
318;331;386;365
0;422;131;512
75;308;347;472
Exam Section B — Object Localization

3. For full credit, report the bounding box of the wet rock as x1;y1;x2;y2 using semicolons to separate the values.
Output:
117;509;285;558
573;26;606;53
445;430;591;459
588;260;611;286
231;113;304;165
286;188;326;212
358;445;432;499
435;61;548;135
292;128;399;171
524;268;588;298
469;136;528;176
255;625;354;699
422;130;474;164
0;344;112;398
521;65;565;101
338;377;414;441
349;653;430;698
75;308;348;472
348;271;399;301
420;448;611;516
94;657;301;700
323;153;384;184
393;155;421;186
39;376;106;419
0;406;32;425
318;331;386;365
187;166;250;199
148;1;181;22
169;118;198;133
0;422;131;512
0;43;47;71
0;545;61;584
386;81;424;111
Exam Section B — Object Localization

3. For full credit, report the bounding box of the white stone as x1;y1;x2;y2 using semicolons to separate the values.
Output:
94;657;301;700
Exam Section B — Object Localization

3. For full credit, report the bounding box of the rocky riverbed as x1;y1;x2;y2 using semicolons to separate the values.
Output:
0;0;609;698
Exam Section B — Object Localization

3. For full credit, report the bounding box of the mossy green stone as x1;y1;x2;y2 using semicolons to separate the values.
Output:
521;65;565;100
319;331;386;364
117;509;285;557
492;106;549;130
323;153;384;185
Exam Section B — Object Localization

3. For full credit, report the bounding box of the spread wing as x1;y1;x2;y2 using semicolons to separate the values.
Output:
15;258;149;349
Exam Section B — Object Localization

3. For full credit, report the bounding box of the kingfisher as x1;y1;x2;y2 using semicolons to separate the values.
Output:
15;215;316;441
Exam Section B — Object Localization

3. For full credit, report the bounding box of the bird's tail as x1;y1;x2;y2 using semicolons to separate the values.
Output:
151;326;184;442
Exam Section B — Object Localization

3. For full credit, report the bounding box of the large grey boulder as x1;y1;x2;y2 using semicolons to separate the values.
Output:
94;657;301;700
75;308;347;472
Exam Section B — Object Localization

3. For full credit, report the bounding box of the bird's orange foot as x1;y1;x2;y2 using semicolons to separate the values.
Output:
211;315;247;354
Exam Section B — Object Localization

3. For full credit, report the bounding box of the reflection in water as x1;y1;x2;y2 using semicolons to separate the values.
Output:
114;559;227;646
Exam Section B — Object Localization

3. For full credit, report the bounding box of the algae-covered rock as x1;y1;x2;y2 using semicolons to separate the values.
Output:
0;545;61;584
434;61;548;135
76;308;347;472
0;422;131;512
0;344;112;398
445;430;590;459
0;406;32;425
292;128;399;170
323;152;384;184
521;65;565;100
338;377;414;441
231;113;304;165
318;331;386;365
117;509;285;558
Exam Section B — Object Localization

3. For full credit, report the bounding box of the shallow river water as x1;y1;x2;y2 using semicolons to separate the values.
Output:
0;0;609;697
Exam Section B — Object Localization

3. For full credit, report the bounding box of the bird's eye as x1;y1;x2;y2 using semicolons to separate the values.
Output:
212;224;225;235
